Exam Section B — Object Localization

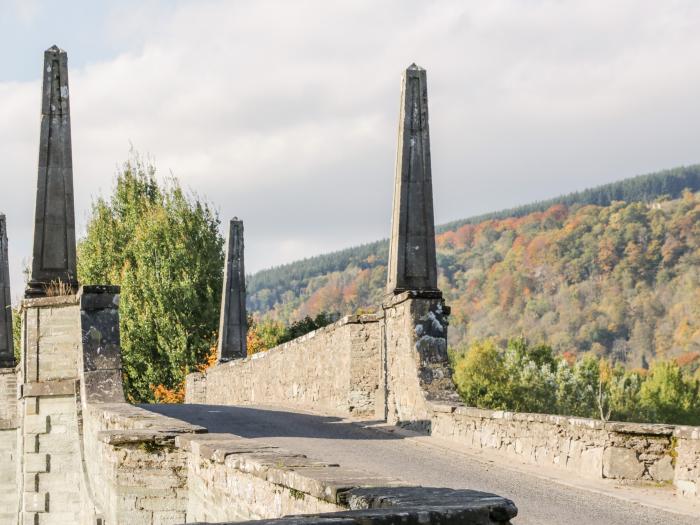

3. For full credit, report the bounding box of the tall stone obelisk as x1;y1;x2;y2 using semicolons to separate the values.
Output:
380;65;458;429
25;45;78;297
217;218;248;361
386;64;439;295
0;215;13;368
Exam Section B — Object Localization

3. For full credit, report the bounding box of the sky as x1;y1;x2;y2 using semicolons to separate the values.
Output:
2;0;700;302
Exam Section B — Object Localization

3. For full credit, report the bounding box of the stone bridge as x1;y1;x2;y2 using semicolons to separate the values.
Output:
0;46;699;525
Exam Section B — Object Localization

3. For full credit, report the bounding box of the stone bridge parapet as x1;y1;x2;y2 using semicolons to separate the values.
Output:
188;313;384;418
187;289;700;501
0;285;518;525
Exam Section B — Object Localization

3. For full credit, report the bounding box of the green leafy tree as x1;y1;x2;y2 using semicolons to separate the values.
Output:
502;338;558;413
277;312;339;344
638;360;700;425
77;154;224;402
452;340;511;410
452;337;700;424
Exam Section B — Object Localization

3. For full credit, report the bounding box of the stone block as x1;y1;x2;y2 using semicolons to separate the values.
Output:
676;479;697;497
83;369;125;403
24;473;38;492
37;472;80;492
23;380;76;398
24;415;48;435
25;453;48;473
24;434;38;453
38;434;78;454
25;398;38;416
23;491;47;512
579;446;604;478
137;496;184;512
603;446;644;480
79;286;120;310
649;455;675;481
153;510;186;525
43;489;80;508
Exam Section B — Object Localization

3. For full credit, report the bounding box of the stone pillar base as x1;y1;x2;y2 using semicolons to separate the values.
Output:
382;292;460;430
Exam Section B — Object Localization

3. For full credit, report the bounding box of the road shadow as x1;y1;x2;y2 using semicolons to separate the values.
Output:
141;403;407;441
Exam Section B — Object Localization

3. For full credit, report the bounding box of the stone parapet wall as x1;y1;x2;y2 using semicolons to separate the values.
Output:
81;402;206;523
186;371;207;404
18;296;84;524
430;402;700;498
673;426;700;498
176;433;516;525
179;434;349;522
0;427;18;524
79;406;517;525
186;290;700;503
0;368;17;424
193;314;382;417
0;367;18;524
0;285;520;524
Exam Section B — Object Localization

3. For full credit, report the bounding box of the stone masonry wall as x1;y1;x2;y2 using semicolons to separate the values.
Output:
429;403;700;498
0;368;18;525
186;291;700;501
176;433;516;525
673;426;700;498
194;315;381;417
0;368;19;525
1;286;520;525
380;294;700;499
0;426;18;524
181;435;345;523
0;368;17;422
383;293;460;429
81;402;205;524
20;296;84;524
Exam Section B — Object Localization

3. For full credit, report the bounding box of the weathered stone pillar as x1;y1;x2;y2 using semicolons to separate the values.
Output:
386;64;438;295
25;45;78;298
20;293;82;523
17;286;123;523
217;218;247;361
382;65;459;429
0;215;14;368
79;285;124;403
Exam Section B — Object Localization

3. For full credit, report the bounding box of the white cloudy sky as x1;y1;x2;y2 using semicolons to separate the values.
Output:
2;0;700;301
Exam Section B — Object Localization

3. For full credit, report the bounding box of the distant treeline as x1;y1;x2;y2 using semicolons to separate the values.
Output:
248;165;700;309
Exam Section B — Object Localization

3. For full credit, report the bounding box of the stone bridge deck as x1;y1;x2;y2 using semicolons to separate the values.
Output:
145;403;700;525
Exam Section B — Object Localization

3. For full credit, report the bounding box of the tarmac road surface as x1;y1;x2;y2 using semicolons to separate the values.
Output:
145;404;699;525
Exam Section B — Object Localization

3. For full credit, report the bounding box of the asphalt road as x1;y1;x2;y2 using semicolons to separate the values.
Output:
145;404;698;525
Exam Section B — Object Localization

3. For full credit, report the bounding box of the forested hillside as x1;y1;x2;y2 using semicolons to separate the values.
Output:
248;165;700;367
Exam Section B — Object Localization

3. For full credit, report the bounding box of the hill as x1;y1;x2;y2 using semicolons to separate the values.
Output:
248;165;700;366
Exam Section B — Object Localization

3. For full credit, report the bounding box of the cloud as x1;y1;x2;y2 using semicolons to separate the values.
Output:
3;0;700;301
10;0;39;23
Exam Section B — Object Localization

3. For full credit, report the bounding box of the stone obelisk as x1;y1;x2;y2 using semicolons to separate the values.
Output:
25;45;78;297
0;215;14;368
386;64;439;295
217;218;248;361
